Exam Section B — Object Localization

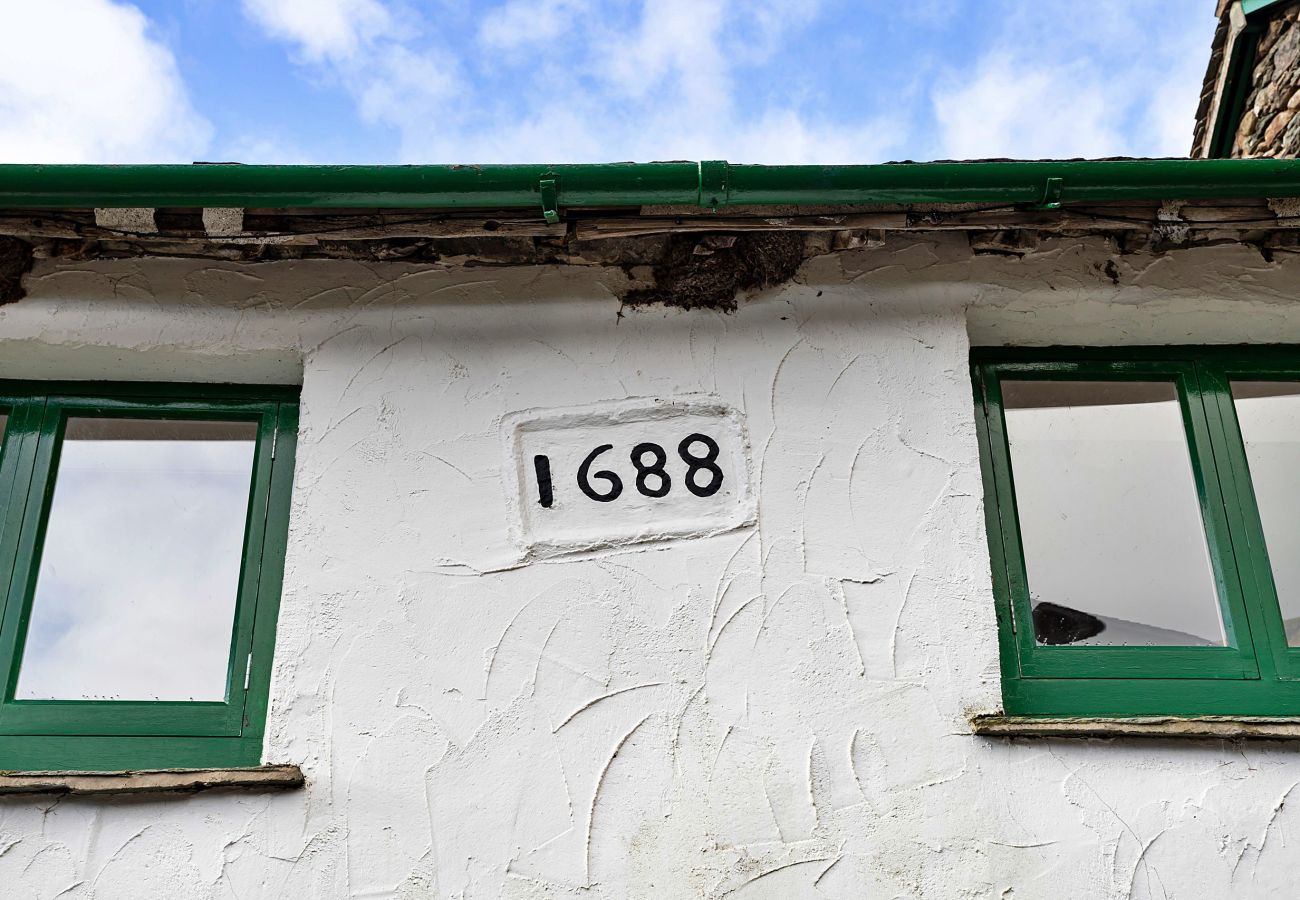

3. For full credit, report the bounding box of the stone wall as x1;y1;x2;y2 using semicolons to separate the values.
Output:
1231;2;1300;157
1194;1;1300;158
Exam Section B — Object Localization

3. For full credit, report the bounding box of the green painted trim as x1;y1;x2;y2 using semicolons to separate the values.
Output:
0;383;298;771
981;359;1258;681
0;381;301;402
1207;21;1264;159
1242;0;1292;16
972;346;1300;717
973;375;1021;681
5;159;1300;211
0;736;261;771
239;402;297;747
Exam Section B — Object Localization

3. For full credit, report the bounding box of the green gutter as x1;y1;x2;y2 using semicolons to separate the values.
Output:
3;159;1300;213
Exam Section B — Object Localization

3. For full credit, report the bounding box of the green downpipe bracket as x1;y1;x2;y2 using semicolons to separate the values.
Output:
2;159;1300;212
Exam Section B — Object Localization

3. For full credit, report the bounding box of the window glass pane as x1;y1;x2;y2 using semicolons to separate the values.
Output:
1232;381;1300;646
1002;380;1225;647
16;417;258;701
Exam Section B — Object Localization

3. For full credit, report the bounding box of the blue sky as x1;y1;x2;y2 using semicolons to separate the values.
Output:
1;1;1218;165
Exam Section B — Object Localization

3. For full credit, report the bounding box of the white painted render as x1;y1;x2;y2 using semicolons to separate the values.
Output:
1;236;1299;897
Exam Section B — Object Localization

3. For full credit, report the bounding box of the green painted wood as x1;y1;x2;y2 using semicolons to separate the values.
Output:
979;357;1258;681
0;383;298;769
1241;0;1294;17
0;735;262;772
239;403;297;745
0;402;47;637
1203;365;1300;682
1207;20;1265;160
973;373;1022;680
972;347;1300;716
5;159;1300;209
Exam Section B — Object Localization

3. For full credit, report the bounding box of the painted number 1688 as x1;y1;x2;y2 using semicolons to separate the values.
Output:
533;434;724;507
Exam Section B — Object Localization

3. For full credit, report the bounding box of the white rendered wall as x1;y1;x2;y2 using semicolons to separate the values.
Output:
0;237;1299;897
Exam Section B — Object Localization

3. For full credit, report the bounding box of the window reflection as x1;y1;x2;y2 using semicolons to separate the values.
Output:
16;417;257;701
1002;380;1225;647
1232;382;1300;646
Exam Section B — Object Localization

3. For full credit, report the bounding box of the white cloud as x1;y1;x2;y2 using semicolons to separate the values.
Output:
592;0;732;114
933;55;1125;160
930;1;1215;160
478;0;591;51
0;0;210;163
1135;17;1211;158
240;0;462;158
220;134;317;165
354;44;461;128
243;0;885;164
240;0;1212;164
240;0;395;62
728;110;904;165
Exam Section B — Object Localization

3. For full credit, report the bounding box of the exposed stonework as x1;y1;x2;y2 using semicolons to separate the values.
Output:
1232;2;1300;157
0;236;33;304
1194;1;1300;158
6;200;1300;317
620;232;807;311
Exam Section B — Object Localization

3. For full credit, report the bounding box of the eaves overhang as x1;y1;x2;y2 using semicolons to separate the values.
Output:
4;158;1300;308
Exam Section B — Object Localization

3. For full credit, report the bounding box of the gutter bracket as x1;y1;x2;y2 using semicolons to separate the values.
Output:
1032;177;1064;210
698;160;729;211
539;177;560;224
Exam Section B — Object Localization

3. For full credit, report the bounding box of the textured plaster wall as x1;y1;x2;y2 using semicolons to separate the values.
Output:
0;237;1299;897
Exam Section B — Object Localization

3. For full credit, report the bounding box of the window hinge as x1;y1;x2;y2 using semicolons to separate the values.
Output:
244;653;253;691
270;428;278;460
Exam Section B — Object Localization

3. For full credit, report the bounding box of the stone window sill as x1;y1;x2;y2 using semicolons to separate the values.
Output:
0;765;304;796
971;715;1300;740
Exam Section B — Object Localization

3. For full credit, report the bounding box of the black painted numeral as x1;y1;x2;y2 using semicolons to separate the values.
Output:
630;442;671;498
678;433;724;497
533;454;554;508
577;443;624;502
536;434;726;508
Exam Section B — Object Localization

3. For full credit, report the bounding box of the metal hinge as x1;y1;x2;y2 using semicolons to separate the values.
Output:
270;427;278;460
244;653;253;690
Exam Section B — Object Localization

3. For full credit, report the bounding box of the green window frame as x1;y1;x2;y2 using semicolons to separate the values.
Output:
0;381;297;770
974;347;1300;717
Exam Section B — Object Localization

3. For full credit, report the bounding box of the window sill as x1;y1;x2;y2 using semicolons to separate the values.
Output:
0;765;304;796
972;715;1300;740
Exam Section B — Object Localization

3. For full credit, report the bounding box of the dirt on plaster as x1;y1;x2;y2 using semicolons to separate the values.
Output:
0;237;33;304
620;232;807;312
